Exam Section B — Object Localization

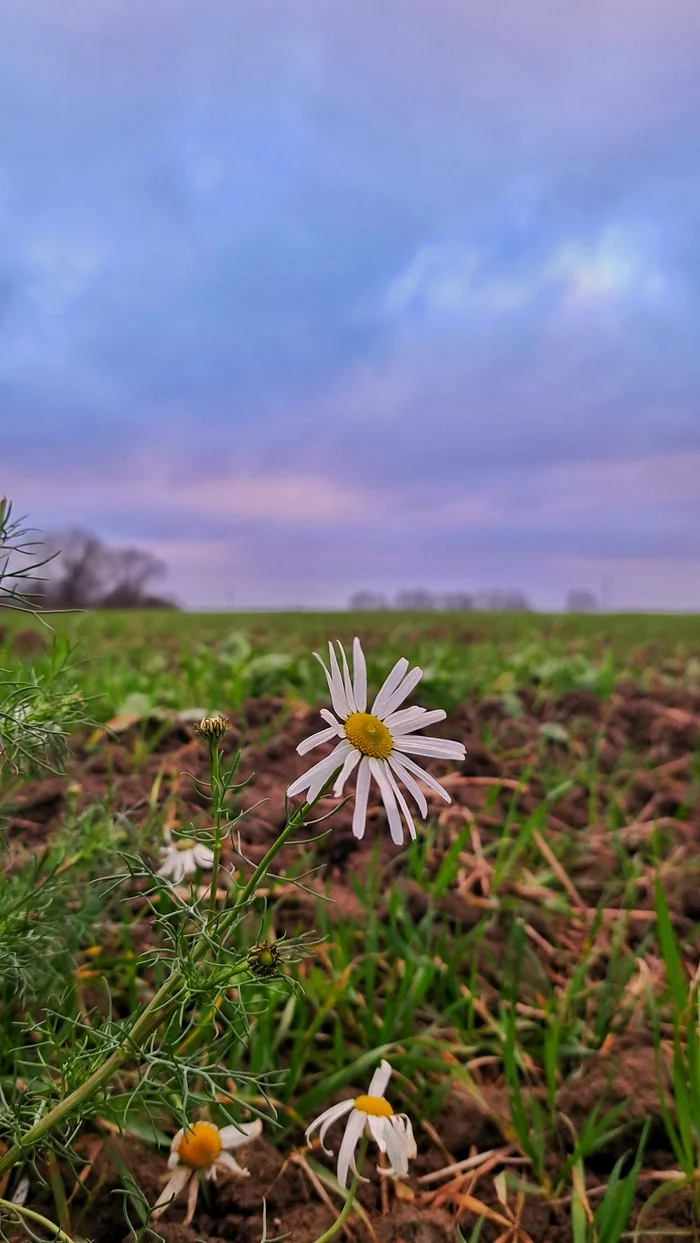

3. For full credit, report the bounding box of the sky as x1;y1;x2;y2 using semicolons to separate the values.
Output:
1;0;700;610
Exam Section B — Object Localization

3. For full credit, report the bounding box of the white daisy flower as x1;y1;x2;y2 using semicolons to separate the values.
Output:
306;1060;416;1189
287;639;466;844
157;831;215;884
152;1118;262;1224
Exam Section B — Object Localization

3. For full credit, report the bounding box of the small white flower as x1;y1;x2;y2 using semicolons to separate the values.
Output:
152;1118;262;1224
157;831;215;884
306;1060;416;1189
288;639;466;844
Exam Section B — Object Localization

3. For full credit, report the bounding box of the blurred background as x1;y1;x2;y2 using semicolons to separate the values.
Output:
1;0;699;612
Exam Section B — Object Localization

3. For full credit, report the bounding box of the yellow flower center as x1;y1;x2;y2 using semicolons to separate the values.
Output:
178;1121;222;1170
344;713;393;759
354;1094;394;1118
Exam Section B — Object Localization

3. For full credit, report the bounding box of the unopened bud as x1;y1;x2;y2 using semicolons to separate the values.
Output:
247;941;281;978
195;715;229;742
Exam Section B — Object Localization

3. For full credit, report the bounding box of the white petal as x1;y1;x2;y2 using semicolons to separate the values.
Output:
393;736;466;761
387;755;428;818
318;1099;355;1153
390;753;452;804
389;708;447;735
384;765;417;841
287;742;350;798
379;666;424;719
156;850;177;880
152;1165;191;1216
368;1060;392;1097
11;1176;29;1206
337;1109;366;1190
352;637;367;712
297;726;338;756
184;1172;200;1226
352;758;371;840
192;844;215;868
383;1117;410;1177
320;708;344;733
158;851;189;884
327;643;351;718
336;642;357;714
369;758;403;845
312;650;336;702
307;742;352;802
313;650;348;719
306;1099;354;1150
396;1113;417;1159
216;1151;249;1176
382;706;429;731
219;1119;262;1149
333;747;361;796
366;1115;388;1151
371;657;409;718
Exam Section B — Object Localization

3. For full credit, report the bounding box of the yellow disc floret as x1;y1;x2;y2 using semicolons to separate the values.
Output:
354;1094;394;1118
344;712;393;759
178;1121;222;1170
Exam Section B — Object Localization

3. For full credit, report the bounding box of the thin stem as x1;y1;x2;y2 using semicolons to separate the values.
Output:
46;1157;71;1237
311;1138;369;1243
207;741;224;923
0;973;178;1178
0;1196;76;1243
0;780;339;1179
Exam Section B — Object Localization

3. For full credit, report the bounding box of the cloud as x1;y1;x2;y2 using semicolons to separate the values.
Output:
1;0;700;606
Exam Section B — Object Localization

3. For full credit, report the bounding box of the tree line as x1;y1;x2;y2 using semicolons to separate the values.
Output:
3;529;175;610
348;588;600;612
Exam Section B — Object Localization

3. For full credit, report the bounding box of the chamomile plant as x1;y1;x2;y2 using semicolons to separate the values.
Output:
0;598;468;1242
0;500;87;781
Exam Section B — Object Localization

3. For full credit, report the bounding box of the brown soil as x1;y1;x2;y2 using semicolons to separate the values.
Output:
3;683;700;1240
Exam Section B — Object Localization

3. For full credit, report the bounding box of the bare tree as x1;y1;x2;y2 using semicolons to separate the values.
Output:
441;592;474;611
473;588;532;611
566;589;599;613
348;591;388;610
395;589;437;610
100;547;167;608
37;530;173;609
42;530;112;609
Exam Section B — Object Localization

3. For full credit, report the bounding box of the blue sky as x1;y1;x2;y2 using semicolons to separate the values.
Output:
2;0;700;608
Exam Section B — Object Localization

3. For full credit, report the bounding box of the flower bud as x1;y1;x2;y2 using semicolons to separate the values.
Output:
195;715;229;742
247;941;281;978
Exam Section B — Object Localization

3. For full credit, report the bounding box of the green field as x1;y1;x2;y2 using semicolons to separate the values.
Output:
4;607;700;723
1;610;700;1241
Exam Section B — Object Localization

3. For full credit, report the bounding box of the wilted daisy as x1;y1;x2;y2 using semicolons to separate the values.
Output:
152;1119;262;1224
157;830;215;884
306;1060;416;1188
288;639;466;843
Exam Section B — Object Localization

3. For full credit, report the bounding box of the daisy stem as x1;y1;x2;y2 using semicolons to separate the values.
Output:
0;1196;76;1243
207;738;224;923
311;1138;369;1243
